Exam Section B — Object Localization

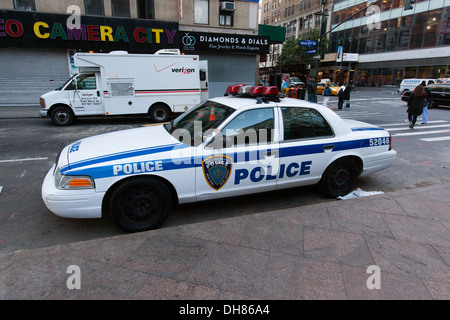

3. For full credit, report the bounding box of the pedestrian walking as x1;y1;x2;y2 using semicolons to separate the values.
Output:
407;84;427;129
307;77;317;103
342;82;352;110
322;83;332;109
337;83;346;109
419;81;431;125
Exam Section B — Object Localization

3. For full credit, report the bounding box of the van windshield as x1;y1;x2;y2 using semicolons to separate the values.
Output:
164;101;235;146
56;75;76;90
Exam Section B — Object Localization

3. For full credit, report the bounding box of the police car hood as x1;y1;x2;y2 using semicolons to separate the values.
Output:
66;124;181;169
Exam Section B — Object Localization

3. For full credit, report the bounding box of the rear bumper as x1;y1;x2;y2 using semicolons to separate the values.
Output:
361;150;397;176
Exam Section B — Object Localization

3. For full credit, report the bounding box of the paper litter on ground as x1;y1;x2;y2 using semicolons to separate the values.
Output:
337;188;384;200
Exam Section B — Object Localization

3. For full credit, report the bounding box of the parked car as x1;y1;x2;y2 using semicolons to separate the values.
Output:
42;84;396;232
401;83;450;108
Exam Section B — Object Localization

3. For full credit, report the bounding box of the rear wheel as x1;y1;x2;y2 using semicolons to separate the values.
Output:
109;177;172;232
319;158;360;198
149;104;171;122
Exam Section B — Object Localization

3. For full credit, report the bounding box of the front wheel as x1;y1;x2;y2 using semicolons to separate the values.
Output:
319;158;360;198
109;177;172;232
50;106;75;126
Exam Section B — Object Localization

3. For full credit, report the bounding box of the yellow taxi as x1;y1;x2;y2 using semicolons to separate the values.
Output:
316;83;341;95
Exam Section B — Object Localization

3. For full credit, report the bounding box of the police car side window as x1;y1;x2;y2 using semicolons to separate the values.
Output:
282;107;314;140
309;109;333;137
221;108;274;147
281;107;333;141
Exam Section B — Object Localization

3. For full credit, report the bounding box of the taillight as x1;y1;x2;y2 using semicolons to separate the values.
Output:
389;132;392;151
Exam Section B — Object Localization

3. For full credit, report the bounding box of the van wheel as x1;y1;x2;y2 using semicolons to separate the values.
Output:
50;106;75;126
109;177;172;232
319;158;360;198
149;104;170;122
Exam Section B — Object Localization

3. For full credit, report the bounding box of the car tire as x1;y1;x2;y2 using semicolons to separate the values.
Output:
109;177;172;232
149;104;171;123
50;106;75;126
319;158;360;198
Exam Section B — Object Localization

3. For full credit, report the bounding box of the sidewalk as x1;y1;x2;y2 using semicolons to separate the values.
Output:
0;105;40;119
1;183;449;300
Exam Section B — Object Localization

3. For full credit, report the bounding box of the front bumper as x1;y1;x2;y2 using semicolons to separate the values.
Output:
39;109;48;117
41;165;104;219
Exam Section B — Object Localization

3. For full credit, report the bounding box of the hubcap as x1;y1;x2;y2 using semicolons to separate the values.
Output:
331;166;350;190
56;111;69;123
123;190;158;222
154;108;167;121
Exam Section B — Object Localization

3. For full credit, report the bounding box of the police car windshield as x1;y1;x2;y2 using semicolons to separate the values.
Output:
165;101;235;146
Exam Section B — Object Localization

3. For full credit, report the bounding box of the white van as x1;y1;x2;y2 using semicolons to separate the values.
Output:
39;49;209;125
399;79;436;93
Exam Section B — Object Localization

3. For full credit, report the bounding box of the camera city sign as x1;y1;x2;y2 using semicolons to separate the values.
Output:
0;9;179;53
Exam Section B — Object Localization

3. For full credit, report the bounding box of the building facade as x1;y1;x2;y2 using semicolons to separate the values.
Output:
0;0;267;104
327;0;450;86
259;0;333;80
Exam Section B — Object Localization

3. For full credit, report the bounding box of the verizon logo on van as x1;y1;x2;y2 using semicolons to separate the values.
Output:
172;67;195;74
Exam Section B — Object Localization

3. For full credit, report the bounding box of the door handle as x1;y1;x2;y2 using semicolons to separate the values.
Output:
323;144;335;151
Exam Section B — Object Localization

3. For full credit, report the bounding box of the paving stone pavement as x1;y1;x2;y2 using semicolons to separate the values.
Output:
0;183;449;301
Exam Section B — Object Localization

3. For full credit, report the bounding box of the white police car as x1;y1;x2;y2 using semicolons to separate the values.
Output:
42;84;396;232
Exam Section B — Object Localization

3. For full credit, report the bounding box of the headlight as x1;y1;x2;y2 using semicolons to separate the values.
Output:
40;98;45;108
55;170;95;190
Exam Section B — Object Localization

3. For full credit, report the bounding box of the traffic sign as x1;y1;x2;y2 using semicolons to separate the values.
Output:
299;40;317;47
306;48;317;54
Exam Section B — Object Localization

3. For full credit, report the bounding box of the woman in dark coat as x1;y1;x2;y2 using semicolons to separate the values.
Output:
341;82;352;110
407;85;427;129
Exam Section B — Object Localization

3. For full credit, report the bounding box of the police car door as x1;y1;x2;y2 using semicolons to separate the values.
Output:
196;106;280;201
277;106;337;189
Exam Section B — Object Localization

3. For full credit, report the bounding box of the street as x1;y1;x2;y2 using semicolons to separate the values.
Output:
1;89;450;256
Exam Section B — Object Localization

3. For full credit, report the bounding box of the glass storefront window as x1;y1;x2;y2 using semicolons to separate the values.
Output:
431;66;447;78
111;0;130;17
13;0;35;11
194;0;209;25
417;66;432;78
397;15;413;50
85;0;104;16
410;12;428;49
405;67;417;79
438;8;450;46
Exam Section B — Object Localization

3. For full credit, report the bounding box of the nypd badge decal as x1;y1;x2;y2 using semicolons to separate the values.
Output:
202;155;233;191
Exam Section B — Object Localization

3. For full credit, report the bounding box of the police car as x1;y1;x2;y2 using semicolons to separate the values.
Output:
42;84;396;232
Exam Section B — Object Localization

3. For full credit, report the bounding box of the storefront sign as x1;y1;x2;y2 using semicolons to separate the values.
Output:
181;31;269;54
343;53;359;62
0;10;179;53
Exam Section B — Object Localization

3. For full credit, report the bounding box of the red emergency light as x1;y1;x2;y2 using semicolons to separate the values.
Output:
224;83;247;96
